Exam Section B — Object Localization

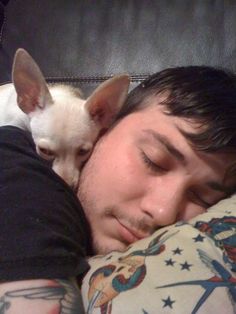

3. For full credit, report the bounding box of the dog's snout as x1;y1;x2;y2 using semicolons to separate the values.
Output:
70;178;79;193
52;162;80;192
63;173;80;192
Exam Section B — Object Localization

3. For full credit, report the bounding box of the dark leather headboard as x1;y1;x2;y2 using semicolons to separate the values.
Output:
1;0;236;96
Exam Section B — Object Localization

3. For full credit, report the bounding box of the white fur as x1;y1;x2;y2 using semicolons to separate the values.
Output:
0;49;130;189
0;83;30;129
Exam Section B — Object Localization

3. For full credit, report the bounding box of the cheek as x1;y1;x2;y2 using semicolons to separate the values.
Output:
179;204;206;221
100;155;139;199
111;146;145;195
93;142;144;201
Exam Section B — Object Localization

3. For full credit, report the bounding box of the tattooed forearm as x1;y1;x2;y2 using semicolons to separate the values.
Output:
0;279;85;313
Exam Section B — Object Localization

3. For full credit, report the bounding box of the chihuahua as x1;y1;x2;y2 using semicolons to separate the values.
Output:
0;49;130;189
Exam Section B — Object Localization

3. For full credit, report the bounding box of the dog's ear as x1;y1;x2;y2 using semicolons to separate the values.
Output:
85;74;130;128
12;48;53;114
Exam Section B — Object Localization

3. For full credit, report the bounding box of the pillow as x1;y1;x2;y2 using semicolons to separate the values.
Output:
81;195;236;314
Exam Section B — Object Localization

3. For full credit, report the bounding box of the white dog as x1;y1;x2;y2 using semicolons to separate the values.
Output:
0;49;130;189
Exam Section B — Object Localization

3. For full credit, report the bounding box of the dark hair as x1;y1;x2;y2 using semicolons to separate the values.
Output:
117;66;236;153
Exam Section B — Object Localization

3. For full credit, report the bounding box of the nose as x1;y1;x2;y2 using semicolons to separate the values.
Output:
52;161;79;191
69;175;79;192
60;170;79;191
140;179;185;228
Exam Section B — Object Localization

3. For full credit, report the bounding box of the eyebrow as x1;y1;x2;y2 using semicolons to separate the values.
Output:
142;129;186;164
142;129;232;196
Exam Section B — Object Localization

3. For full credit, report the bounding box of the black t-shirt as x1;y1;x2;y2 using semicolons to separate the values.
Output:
0;126;92;281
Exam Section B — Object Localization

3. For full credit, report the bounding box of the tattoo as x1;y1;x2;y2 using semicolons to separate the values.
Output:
0;279;85;314
0;297;10;313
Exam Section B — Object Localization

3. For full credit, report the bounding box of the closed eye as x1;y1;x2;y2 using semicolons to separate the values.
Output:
188;190;211;209
140;150;167;173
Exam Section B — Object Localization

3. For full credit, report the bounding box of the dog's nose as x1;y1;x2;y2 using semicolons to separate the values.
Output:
70;180;79;193
68;172;80;193
52;162;80;192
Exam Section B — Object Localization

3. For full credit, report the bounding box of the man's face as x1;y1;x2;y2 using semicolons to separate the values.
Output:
78;99;236;254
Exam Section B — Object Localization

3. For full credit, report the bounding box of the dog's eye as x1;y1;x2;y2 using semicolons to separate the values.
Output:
37;146;55;160
77;147;90;156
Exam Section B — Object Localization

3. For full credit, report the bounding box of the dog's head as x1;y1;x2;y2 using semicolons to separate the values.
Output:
12;49;130;190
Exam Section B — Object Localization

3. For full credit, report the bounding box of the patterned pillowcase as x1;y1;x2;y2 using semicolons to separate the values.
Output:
81;195;236;314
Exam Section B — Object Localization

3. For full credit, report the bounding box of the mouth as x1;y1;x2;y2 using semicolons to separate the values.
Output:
116;218;149;245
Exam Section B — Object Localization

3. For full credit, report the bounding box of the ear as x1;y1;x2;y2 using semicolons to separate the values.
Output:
12;48;53;114
85;74;130;128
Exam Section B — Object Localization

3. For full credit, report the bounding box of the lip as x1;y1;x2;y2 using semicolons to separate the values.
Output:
116;218;149;245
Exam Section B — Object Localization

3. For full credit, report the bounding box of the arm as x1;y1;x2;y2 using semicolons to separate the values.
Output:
0;278;85;314
0;127;91;313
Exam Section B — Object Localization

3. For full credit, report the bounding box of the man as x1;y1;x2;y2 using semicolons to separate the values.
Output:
78;66;236;254
0;66;236;313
